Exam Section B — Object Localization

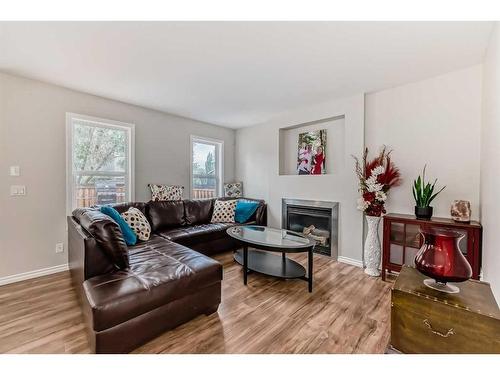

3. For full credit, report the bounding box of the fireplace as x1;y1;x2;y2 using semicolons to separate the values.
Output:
282;198;339;258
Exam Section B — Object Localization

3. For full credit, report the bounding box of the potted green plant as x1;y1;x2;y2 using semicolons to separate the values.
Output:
412;166;446;220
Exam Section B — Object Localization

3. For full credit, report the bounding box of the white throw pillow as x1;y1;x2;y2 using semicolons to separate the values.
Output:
121;207;151;241
210;199;237;223
148;184;184;201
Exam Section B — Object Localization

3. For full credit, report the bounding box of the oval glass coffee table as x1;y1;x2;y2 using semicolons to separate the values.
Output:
227;225;316;292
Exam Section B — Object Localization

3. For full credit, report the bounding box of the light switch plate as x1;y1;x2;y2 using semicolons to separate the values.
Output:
10;185;26;196
9;166;20;176
55;243;64;253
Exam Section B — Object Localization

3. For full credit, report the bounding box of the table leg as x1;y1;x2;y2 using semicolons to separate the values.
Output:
243;245;248;285
308;248;313;293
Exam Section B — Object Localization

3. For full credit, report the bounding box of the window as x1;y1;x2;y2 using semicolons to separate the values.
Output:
66;113;134;213
190;136;223;199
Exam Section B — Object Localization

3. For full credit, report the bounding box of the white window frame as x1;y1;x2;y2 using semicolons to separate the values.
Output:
190;135;224;198
66;113;135;215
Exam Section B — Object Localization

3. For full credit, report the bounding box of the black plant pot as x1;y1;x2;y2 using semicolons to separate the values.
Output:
415;206;433;220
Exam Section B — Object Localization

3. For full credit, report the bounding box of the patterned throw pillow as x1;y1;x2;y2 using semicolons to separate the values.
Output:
224;182;243;198
121;207;151;241
148;184;184;201
210;199;237;223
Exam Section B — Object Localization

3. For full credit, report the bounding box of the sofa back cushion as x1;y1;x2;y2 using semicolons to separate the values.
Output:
183;199;214;225
146;200;185;231
72;208;129;269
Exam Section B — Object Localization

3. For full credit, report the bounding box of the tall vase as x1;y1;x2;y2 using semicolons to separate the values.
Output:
364;215;381;276
415;227;472;293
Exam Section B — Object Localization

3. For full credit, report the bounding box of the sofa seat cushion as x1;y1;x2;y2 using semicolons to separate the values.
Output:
183;223;235;237
82;235;222;332
155;227;192;242
157;223;235;243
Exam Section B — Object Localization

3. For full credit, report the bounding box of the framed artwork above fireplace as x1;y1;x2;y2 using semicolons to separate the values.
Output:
296;129;327;175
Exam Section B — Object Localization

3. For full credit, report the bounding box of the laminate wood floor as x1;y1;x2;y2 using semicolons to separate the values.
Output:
0;251;392;354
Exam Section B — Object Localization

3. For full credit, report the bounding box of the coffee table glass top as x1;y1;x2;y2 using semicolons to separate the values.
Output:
227;225;315;249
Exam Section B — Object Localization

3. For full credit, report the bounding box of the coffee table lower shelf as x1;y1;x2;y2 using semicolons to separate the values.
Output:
234;249;312;292
234;249;306;279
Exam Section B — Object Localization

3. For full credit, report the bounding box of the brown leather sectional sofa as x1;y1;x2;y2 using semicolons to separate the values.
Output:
68;197;266;353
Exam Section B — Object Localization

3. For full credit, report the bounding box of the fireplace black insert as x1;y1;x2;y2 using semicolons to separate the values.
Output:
282;198;339;258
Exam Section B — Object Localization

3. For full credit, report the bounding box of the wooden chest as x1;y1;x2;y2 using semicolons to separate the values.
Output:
391;266;500;353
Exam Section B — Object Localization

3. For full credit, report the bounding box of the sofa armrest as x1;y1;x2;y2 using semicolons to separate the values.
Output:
68;216;115;285
255;203;267;226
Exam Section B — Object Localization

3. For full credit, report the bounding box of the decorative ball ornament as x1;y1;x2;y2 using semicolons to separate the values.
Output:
451;200;471;223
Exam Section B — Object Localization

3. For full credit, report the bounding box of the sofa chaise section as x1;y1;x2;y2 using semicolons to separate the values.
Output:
83;235;221;353
68;197;267;353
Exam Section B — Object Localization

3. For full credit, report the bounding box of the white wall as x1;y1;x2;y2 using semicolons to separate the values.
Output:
0;61;490;285
0;72;235;280
480;23;500;302
236;95;365;265
236;66;483;267
365;65;482;220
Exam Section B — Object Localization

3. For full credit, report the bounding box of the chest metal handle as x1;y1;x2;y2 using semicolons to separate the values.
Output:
423;319;455;338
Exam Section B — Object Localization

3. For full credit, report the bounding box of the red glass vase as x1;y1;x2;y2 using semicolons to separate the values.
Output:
415;227;472;293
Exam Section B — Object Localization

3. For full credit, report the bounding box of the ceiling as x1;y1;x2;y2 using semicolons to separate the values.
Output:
0;22;493;128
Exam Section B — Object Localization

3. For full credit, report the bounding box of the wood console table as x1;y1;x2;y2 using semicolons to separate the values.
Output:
382;213;482;281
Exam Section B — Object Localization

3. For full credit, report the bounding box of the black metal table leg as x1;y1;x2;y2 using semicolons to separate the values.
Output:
308;248;313;293
243;245;248;285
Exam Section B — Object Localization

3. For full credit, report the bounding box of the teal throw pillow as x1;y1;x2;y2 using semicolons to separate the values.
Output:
100;205;137;246
234;200;260;223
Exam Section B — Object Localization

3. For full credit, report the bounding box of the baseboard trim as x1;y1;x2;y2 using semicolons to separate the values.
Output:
0;264;69;286
337;256;364;268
